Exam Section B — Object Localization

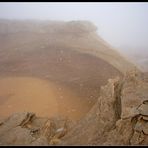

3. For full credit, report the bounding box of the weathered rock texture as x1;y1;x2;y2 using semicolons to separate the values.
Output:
0;112;74;145
0;70;148;145
59;69;148;145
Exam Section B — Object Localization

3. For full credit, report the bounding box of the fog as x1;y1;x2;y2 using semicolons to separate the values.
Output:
0;2;148;70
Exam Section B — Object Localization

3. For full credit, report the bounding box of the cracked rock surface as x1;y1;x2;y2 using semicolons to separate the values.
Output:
59;70;148;145
0;70;148;145
0;113;73;145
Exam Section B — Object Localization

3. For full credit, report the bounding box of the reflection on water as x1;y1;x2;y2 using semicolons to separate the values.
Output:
0;77;91;120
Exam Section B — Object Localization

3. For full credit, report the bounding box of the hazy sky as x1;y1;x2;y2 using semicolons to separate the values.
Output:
0;2;148;53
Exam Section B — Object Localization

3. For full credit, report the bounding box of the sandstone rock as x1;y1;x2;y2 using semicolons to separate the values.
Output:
121;70;148;119
0;70;148;145
103;118;133;145
59;71;148;145
53;127;67;139
138;104;148;116
142;116;148;121
40;119;56;140
0;126;34;145
0;112;35;137
19;112;35;127
143;122;148;135
59;77;121;145
134;116;148;135
130;131;145;145
134;120;144;132
31;136;48;146
49;138;61;145
0;112;73;146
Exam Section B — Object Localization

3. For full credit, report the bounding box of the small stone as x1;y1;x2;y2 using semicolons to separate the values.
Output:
56;128;64;133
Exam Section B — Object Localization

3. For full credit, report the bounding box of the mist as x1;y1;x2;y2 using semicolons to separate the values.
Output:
0;3;148;145
0;2;148;70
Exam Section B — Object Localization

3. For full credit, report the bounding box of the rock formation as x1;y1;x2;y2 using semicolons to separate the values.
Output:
60;69;148;145
0;70;148;145
0;20;146;145
0;112;74;145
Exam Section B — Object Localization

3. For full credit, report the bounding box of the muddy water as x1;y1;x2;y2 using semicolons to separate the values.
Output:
0;77;91;120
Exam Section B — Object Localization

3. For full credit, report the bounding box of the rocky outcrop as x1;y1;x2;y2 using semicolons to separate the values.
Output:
0;70;148;145
59;70;148;145
0;113;74;145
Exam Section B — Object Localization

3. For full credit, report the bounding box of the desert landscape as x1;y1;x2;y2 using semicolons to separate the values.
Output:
0;20;147;146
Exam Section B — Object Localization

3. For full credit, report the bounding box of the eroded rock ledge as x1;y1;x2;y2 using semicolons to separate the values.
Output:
0;70;148;145
0;112;74;145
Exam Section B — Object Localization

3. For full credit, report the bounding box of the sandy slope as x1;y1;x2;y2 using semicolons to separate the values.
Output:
0;77;90;120
0;20;136;120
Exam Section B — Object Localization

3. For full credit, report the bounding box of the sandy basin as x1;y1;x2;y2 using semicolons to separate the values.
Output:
0;77;91;120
